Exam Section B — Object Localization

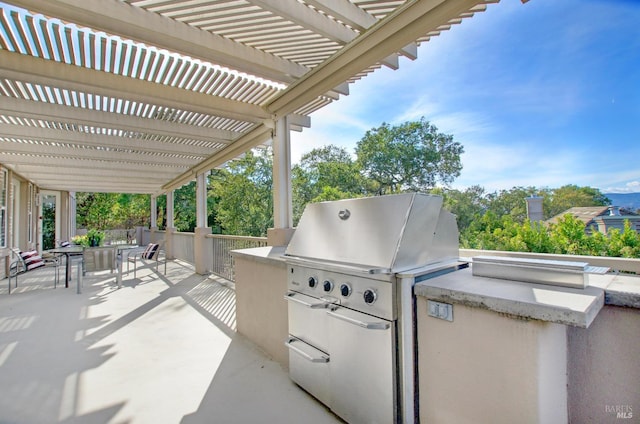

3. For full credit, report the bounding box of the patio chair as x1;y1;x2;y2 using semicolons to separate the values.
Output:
8;247;60;294
77;246;117;294
126;241;166;279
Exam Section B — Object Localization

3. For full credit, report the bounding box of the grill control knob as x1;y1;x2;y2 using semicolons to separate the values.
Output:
323;280;333;293
308;277;318;288
363;289;377;304
340;283;352;297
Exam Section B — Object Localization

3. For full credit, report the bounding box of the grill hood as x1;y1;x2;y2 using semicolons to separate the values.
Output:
285;193;459;274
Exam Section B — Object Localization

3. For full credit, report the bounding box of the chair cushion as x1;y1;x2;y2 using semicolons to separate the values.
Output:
142;243;159;260
20;250;46;270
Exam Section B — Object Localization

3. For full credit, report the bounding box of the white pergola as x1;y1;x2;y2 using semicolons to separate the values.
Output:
0;0;507;234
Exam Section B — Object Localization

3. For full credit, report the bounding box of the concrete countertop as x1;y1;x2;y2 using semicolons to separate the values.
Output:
540;271;640;309
230;246;287;266
414;266;607;328
602;274;640;308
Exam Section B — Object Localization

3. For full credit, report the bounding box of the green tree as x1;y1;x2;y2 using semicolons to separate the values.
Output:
210;148;273;236
461;210;504;250
170;182;197;232
76;193;115;229
432;185;488;233
42;200;56;250
484;187;547;224
355;117;463;195
546;185;610;218
76;192;150;230
606;220;640;258
292;145;363;223
113;194;150;229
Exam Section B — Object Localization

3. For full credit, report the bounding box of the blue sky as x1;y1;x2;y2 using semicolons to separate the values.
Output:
290;0;640;194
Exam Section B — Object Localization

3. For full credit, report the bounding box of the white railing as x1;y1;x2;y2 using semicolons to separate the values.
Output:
104;229;137;245
173;232;195;264
77;229;137;245
208;234;268;282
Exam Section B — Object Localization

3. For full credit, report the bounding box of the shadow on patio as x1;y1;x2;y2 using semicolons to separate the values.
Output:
0;260;341;423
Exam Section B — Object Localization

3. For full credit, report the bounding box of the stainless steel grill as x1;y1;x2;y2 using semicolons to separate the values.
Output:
284;193;464;424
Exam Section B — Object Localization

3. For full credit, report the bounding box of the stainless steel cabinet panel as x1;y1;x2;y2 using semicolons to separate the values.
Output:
327;307;396;424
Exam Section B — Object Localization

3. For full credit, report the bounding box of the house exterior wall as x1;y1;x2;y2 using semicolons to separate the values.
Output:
0;165;71;280
594;216;640;234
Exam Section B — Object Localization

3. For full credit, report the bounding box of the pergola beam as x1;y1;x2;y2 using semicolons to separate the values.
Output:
250;0;403;70
266;0;483;118
248;0;358;45
0;126;219;157
0;96;237;145
39;181;162;193
0;140;203;166
0;50;269;124
6;0;310;83
304;0;418;62
0;152;186;172
9;164;174;181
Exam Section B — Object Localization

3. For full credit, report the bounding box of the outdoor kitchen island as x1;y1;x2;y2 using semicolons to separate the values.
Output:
414;258;640;424
233;196;640;424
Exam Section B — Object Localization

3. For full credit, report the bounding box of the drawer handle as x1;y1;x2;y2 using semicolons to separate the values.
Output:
285;338;329;363
284;292;327;309
327;310;390;330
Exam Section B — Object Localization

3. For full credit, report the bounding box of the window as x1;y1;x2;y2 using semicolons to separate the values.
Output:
0;168;7;248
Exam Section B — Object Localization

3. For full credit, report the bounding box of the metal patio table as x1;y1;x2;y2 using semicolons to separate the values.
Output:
49;244;139;289
48;246;84;288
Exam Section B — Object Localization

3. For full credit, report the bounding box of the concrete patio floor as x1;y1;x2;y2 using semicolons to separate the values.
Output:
0;259;342;424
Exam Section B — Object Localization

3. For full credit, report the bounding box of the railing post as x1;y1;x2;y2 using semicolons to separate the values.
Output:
194;172;212;274
194;228;212;274
165;227;176;260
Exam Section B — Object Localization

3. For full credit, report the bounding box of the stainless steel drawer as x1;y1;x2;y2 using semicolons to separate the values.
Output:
285;336;330;406
285;291;330;353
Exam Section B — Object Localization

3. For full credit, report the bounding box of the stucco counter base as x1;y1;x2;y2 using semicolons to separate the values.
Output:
414;266;606;328
231;246;289;367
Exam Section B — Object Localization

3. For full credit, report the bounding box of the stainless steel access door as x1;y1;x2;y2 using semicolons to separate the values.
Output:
327;306;396;424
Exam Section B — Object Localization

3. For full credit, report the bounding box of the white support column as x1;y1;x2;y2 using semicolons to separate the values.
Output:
196;172;208;228
194;172;212;274
69;191;77;238
167;191;175;228
150;195;157;229
268;115;295;246
165;190;176;259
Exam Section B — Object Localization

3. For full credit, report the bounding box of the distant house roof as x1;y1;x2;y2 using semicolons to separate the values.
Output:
547;206;638;226
547;206;612;226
